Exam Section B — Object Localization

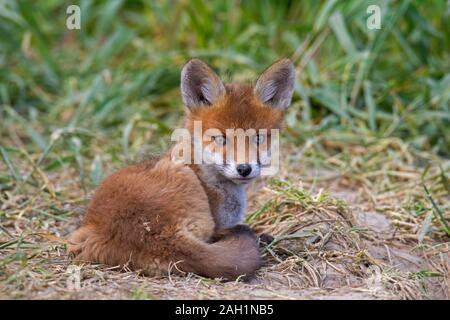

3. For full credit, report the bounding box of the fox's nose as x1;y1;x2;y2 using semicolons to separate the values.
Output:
237;164;252;177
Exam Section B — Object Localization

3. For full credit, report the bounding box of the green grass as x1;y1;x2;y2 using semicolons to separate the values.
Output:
1;0;449;163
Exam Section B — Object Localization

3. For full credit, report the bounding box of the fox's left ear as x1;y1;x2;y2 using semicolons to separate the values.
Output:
254;59;295;109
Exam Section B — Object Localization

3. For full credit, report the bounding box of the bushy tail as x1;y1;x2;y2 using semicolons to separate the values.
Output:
177;225;261;281
69;224;261;281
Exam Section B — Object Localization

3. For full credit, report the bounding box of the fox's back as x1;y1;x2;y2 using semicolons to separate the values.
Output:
71;157;215;261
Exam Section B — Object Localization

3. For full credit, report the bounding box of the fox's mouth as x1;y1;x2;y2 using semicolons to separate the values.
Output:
231;177;255;184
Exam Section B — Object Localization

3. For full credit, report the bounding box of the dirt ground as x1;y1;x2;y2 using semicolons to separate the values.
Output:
0;138;449;299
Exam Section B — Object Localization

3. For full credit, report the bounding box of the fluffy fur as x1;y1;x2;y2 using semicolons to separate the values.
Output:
69;58;295;280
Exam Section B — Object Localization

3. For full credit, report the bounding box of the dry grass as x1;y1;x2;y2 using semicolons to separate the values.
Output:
1;134;448;300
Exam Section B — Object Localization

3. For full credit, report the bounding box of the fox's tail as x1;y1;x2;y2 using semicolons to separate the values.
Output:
69;224;261;281
177;225;261;281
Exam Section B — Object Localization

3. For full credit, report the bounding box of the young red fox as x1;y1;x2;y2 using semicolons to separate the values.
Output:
69;58;295;280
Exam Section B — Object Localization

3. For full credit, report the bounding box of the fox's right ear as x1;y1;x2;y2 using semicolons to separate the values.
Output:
181;59;225;109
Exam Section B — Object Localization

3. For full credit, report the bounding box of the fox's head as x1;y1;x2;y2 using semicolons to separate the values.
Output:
179;58;295;184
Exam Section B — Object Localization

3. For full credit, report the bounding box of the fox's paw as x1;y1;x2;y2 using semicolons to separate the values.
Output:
258;233;274;246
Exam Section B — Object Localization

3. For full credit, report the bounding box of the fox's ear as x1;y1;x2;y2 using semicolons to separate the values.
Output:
254;59;295;109
181;59;225;109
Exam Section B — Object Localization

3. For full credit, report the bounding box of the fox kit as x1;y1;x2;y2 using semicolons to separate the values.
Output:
69;58;295;280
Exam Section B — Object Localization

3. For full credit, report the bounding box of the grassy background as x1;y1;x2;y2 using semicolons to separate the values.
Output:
0;0;449;299
1;0;449;163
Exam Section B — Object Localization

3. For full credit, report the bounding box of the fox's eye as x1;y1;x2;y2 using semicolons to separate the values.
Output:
213;135;227;146
254;134;265;145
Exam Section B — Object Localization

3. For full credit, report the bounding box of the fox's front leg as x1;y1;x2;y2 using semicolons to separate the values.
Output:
211;225;274;246
210;224;256;243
